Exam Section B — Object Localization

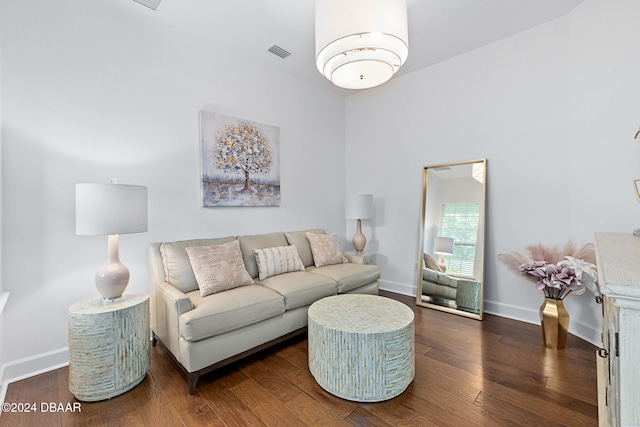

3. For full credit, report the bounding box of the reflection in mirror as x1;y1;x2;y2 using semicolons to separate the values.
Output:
416;159;486;320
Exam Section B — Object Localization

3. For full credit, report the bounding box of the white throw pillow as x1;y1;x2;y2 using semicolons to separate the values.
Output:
186;240;254;297
254;245;305;280
306;232;349;268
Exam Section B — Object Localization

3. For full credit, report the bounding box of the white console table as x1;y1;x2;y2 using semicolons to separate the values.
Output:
595;232;640;426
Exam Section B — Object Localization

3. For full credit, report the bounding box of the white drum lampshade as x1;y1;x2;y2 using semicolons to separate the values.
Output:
315;0;409;90
346;193;375;253
76;182;148;300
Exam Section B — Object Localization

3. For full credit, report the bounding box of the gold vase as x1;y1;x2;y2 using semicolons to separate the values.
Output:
539;298;569;349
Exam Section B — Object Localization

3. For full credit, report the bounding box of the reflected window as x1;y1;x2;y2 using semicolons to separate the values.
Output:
438;203;480;276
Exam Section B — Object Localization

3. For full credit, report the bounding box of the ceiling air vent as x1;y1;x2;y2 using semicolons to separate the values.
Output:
268;45;292;59
132;0;162;10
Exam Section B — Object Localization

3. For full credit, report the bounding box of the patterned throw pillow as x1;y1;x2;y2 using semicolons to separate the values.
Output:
306;232;349;268
186;240;254;297
254;245;305;280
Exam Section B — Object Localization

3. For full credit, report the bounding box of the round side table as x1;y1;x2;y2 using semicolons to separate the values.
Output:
68;294;150;401
308;294;414;402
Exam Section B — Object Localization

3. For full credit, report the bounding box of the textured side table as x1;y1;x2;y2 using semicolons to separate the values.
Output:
69;294;150;401
308;294;414;402
344;250;377;265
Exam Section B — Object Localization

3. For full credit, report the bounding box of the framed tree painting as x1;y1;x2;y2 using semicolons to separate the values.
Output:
199;110;280;207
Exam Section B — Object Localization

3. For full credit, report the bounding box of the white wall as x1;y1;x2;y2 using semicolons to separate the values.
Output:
346;0;640;344
0;0;345;379
0;23;5;391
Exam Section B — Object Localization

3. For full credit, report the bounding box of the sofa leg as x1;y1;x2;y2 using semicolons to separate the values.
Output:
152;334;157;347
187;373;199;395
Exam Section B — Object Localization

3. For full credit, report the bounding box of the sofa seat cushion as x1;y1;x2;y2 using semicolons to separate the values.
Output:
308;263;381;293
180;285;285;342
256;271;337;310
423;268;457;288
422;281;457;299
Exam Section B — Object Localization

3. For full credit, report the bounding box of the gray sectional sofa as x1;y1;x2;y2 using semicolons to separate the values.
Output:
148;229;380;394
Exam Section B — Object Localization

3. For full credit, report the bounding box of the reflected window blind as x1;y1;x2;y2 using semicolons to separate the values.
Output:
438;203;480;276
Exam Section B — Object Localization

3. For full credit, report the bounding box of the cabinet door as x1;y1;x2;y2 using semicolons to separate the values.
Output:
602;296;620;426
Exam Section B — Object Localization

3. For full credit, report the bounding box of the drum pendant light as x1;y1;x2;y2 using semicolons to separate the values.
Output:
315;0;409;90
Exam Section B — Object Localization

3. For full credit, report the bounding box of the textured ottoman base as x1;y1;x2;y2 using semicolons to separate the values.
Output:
308;294;414;402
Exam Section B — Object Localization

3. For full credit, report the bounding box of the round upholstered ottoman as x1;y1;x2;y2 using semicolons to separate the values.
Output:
308;294;414;402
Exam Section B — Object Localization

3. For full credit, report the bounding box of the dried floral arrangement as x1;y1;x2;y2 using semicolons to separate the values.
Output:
498;241;599;300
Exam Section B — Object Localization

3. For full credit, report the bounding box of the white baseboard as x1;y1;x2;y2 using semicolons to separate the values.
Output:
484;299;601;347
379;279;415;297
0;347;69;405
381;281;601;348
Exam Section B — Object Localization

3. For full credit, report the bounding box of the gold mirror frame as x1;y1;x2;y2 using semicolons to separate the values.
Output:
415;159;487;320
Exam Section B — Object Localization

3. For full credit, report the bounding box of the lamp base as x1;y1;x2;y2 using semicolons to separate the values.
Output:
438;254;447;273
96;262;129;300
352;219;367;254
95;235;130;300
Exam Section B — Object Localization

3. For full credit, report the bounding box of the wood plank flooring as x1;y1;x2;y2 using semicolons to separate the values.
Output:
1;291;599;426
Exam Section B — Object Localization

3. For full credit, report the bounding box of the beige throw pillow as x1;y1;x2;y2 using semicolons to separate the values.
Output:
424;253;441;272
254;245;305;281
306;232;348;268
186;240;254;297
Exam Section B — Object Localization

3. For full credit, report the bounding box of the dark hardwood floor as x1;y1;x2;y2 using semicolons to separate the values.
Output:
1;291;598;426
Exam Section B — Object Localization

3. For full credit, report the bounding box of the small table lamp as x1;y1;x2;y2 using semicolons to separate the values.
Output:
433;237;454;272
345;193;374;254
76;181;148;300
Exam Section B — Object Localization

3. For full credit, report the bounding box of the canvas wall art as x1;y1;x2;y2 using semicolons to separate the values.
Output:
199;110;280;207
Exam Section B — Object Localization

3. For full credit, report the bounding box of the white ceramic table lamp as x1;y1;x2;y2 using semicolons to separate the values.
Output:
76;181;148;300
345;193;374;254
433;237;454;272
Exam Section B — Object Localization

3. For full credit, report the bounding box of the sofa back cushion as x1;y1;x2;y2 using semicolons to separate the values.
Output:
284;229;325;267
160;236;236;293
237;232;288;278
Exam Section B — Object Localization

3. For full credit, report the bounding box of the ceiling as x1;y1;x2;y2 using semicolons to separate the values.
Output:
124;0;584;97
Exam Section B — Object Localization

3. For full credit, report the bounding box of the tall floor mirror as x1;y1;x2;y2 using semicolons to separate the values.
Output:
416;159;486;320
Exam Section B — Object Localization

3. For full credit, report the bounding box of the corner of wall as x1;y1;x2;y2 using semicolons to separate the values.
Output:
0;347;70;405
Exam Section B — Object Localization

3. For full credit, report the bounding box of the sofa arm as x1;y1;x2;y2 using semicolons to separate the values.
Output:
152;281;193;358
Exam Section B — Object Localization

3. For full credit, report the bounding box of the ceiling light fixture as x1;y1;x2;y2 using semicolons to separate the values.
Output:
315;0;409;90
